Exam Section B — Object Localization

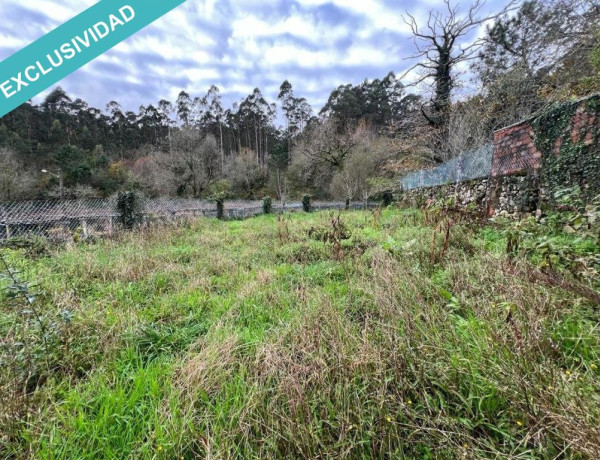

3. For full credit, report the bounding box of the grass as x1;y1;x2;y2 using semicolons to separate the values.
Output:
1;208;599;459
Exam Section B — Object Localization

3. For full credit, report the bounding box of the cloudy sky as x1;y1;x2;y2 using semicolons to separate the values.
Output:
0;0;506;121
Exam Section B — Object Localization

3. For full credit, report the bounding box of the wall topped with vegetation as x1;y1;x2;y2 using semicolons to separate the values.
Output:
492;93;600;208
533;95;600;205
401;94;600;216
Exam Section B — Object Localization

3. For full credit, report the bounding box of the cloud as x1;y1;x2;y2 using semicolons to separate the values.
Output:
0;0;508;117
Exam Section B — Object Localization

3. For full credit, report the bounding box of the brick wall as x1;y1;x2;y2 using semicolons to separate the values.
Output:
400;93;600;216
492;94;600;178
492;123;542;177
569;104;600;148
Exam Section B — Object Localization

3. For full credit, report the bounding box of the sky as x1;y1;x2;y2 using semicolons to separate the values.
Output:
0;0;507;122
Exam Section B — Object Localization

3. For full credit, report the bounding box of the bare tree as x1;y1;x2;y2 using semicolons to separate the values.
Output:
132;155;178;197
270;168;290;203
446;97;494;157
0;149;35;201
402;0;517;157
153;130;219;197
301;121;356;169
226;148;268;199
330;137;389;204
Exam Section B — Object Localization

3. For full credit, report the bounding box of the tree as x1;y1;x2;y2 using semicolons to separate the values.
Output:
330;139;387;205
278;80;295;131
301;120;356;169
154;130;219;197
402;0;517;157
42;87;72;116
238;88;275;166
476;1;559;82
227;148;268;199
278;80;296;155
203;86;225;171
473;0;600;127
158;99;175;153
0;149;34;201
319;73;404;132
278;81;313;157
131;154;178;197
268;139;290;201
176;91;192;127
138;104;162;145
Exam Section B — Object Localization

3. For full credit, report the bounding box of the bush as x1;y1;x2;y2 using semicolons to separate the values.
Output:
382;190;394;207
116;191;143;230
302;194;311;213
215;198;225;220
262;196;273;214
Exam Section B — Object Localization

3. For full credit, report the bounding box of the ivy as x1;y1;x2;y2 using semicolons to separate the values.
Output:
116;191;144;230
531;94;600;204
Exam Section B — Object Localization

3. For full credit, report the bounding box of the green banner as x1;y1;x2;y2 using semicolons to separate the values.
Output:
0;0;186;118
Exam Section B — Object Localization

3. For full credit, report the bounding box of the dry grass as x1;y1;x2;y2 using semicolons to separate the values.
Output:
1;209;599;459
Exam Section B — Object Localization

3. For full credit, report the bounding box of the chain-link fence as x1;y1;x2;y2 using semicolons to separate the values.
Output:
0;197;374;241
401;144;494;190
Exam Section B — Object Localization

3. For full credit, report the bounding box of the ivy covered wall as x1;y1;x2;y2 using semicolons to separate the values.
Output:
401;94;600;216
533;95;600;204
492;93;600;207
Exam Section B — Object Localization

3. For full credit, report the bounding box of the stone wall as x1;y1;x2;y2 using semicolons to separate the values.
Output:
400;93;600;216
401;178;489;210
400;175;539;216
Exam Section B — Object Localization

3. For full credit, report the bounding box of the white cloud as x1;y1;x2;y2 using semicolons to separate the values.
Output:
1;0;504;115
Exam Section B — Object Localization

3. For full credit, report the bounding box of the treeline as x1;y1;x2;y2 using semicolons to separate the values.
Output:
0;71;411;201
0;0;598;202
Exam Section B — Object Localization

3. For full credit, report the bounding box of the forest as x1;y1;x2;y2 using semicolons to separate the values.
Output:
0;0;598;203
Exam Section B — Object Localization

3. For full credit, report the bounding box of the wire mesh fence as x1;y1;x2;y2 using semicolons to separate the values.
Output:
401;144;494;190
0;197;374;241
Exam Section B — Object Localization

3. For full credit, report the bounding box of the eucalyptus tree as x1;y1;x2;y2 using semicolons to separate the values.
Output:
238;88;275;166
158;99;175;153
278;80;313;160
202;85;225;170
319;72;404;132
176;90;192;127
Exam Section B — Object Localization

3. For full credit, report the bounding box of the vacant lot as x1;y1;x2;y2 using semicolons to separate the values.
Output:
1;209;599;459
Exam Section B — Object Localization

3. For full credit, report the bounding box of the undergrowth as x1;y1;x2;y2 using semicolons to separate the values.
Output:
1;207;599;459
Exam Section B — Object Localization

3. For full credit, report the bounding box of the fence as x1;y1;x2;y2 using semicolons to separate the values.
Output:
0;197;374;241
401;144;494;190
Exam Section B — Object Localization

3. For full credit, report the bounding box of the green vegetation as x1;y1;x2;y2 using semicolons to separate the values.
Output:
1;208;600;459
532;95;600;204
262;196;272;215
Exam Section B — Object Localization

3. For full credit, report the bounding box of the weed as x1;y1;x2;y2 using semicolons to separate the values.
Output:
1;209;599;458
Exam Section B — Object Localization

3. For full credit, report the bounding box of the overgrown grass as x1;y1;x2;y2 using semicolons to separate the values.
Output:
1;209;599;459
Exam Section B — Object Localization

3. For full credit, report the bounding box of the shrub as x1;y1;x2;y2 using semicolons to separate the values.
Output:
382;190;394;207
215;198;225;220
116;191;143;230
262;196;273;214
302;194;311;213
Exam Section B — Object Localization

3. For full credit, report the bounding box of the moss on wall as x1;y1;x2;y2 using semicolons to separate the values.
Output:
532;94;600;204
